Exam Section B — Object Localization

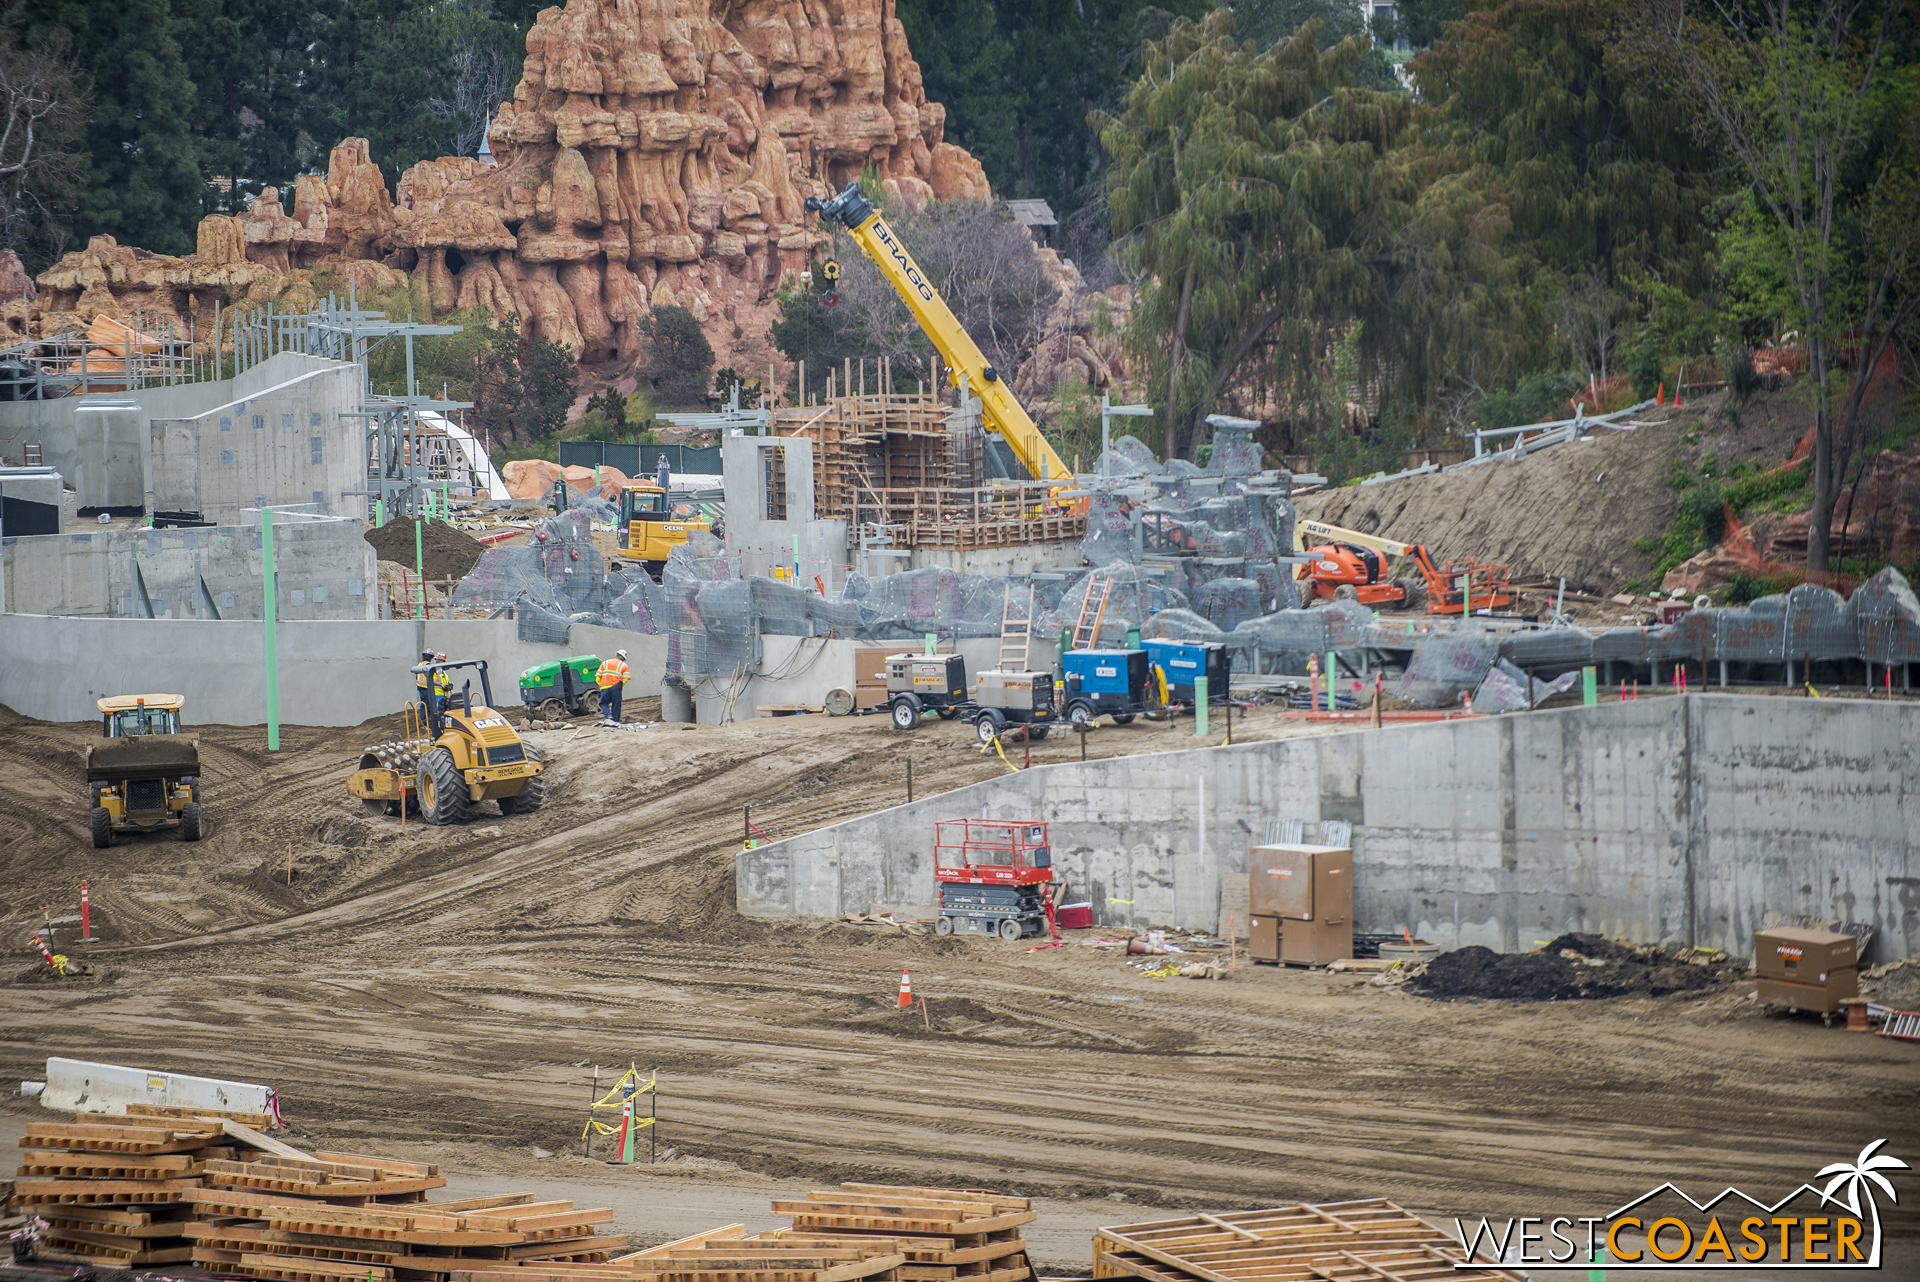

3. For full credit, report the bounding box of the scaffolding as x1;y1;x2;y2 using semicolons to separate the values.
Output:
0;308;205;399
772;356;1084;551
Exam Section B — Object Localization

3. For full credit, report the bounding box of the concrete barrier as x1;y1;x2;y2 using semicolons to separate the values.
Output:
42;1056;280;1120
0;613;667;726
737;695;1920;960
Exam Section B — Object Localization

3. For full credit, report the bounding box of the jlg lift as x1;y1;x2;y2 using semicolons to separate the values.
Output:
1293;518;1510;614
804;183;1074;488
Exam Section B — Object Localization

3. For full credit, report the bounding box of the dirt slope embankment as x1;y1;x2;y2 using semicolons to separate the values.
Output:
1296;389;1814;596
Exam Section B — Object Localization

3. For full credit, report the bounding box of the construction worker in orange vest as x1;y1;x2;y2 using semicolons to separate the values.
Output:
595;649;630;724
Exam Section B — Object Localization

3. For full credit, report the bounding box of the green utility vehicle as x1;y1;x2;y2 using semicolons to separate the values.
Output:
518;655;602;719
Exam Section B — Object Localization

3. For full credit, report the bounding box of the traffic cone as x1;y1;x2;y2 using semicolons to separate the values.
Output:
1656;382;1664;405
897;969;913;1008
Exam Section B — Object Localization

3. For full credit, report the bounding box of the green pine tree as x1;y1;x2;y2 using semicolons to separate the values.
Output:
11;0;205;253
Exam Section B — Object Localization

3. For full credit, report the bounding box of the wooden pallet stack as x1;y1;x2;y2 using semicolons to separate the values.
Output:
1091;1200;1526;1282
619;1221;910;1282
765;1183;1036;1282
11;1114;228;1266
184;1189;625;1282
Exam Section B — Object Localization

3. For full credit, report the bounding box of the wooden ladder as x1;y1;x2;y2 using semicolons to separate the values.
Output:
999;585;1035;670
1070;576;1112;652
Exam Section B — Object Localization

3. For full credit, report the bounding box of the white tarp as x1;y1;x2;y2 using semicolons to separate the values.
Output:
42;1056;282;1123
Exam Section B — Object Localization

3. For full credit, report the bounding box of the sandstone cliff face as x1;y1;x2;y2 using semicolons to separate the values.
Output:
31;0;990;371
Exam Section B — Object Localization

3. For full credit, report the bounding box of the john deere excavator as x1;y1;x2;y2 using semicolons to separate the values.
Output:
803;183;1074;488
347;659;547;825
87;694;203;847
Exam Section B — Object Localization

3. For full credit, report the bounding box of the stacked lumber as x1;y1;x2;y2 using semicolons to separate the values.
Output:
764;1184;1036;1282
1091;1201;1525;1282
184;1190;626;1282
11;1118;225;1266
620;1222;909;1282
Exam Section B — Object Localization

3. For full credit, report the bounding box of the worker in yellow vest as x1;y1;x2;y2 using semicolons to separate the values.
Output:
596;649;630;724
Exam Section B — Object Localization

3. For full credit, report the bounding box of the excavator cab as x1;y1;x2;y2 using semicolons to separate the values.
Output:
618;482;709;581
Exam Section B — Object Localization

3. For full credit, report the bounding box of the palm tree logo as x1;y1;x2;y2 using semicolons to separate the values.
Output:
1817;1139;1910;1266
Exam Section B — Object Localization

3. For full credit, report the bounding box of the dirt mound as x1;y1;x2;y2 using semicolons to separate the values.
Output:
1412;934;1738;1002
365;519;486;581
1295;386;1814;599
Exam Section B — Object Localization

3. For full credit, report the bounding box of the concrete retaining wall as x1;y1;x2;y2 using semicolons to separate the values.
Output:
737;696;1920;961
3;508;375;619
0;354;349;511
0;613;666;727
149;364;364;524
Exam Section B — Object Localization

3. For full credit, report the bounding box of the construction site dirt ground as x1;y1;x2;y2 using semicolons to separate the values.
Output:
3;703;1918;1269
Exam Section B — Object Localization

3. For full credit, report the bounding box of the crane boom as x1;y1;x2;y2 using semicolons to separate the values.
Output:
1294;518;1416;558
804;183;1072;484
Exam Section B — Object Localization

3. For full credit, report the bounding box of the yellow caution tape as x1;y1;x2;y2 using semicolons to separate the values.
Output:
586;1066;657;1110
580;1116;656;1138
976;729;1022;774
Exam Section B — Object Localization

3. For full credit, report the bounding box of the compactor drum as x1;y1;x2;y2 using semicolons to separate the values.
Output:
347;660;547;825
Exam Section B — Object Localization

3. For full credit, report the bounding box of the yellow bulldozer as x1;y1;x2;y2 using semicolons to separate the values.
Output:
87;694;203;847
347;659;547;825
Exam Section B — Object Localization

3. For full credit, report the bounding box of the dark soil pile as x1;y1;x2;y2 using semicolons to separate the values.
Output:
1411;932;1738;1002
365;519;486;581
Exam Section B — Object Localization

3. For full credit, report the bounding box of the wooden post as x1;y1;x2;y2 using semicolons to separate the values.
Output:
906;759;913;802
584;1067;598;1159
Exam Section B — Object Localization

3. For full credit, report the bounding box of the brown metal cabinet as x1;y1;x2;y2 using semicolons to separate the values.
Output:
1248;843;1353;966
1249;915;1279;963
1753;926;1859;1020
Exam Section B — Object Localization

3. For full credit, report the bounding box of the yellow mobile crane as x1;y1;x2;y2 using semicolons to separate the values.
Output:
803;183;1073;485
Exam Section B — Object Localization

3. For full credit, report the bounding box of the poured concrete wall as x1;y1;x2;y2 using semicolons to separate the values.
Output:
0;613;665;727
737;696;1920;961
2;509;375;619
149;363;364;524
0;353;350;511
723;434;824;580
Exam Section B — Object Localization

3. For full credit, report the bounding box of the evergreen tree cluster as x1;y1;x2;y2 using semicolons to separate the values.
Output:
2;0;540;265
1098;0;1917;575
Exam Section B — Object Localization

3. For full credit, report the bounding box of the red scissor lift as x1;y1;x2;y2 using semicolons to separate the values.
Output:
934;818;1054;941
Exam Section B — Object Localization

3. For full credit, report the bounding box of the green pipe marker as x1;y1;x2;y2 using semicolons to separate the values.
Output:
924;632;937;656
414;518;425;619
375;499;385;529
1583;665;1598;706
1587;1246;1607;1282
1194;675;1208;736
262;508;279;752
1325;650;1335;709
1126;624;1141;649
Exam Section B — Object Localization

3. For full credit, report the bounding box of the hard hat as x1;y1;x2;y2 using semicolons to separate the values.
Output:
616;649;628;659
434;651;447;661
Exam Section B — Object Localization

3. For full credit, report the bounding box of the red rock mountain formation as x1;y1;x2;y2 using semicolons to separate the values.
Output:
33;0;990;371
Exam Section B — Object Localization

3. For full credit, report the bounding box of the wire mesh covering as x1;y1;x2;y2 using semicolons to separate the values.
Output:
1396;628;1501;706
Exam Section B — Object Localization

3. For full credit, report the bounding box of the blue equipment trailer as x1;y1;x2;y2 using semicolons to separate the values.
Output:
1059;649;1154;729
1143;638;1232;705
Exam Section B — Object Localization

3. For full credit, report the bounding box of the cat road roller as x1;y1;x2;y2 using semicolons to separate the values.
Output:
348;659;547;825
87;694;203;847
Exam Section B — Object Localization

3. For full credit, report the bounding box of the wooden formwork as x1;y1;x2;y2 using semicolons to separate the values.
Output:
1091;1200;1525;1282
